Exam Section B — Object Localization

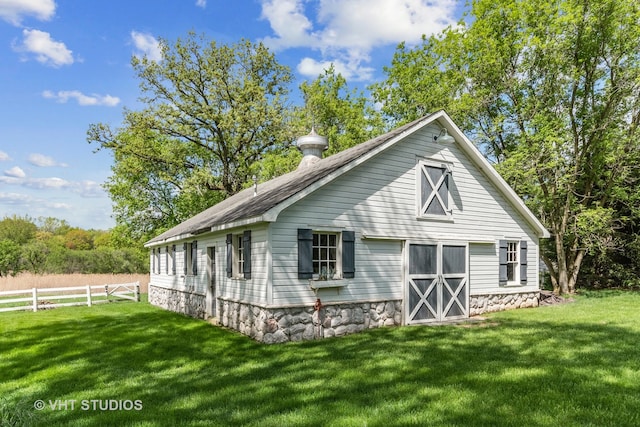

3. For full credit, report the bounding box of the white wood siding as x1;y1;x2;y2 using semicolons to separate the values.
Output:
271;123;540;306
149;225;270;305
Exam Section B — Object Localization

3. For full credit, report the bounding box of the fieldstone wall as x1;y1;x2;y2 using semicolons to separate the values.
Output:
149;285;206;319
219;299;403;344
470;291;539;316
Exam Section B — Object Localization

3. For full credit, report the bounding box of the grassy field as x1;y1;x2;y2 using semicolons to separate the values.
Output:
0;273;149;293
1;291;640;426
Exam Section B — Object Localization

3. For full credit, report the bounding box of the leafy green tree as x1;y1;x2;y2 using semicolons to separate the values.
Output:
21;240;50;274
88;33;293;241
64;229;94;250
255;66;386;180
373;0;640;294
0;239;21;277
0;215;37;245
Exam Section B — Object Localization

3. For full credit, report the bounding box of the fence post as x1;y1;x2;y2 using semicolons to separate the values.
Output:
105;285;109;302
135;281;140;302
87;285;92;307
32;288;38;312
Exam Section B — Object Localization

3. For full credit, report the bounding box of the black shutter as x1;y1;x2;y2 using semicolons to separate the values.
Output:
183;243;188;275
165;246;169;274
342;231;356;279
498;240;508;286
520;240;528;284
192;241;198;275
298;229;313;279
171;244;176;275
226;234;233;278
243;230;251;279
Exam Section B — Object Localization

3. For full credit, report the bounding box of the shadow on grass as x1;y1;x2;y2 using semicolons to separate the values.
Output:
2;297;640;426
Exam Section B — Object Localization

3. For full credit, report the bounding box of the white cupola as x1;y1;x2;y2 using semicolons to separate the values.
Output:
296;128;328;169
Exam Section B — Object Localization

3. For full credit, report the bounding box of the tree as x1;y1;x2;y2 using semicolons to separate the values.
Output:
373;0;640;294
88;33;293;241
0;215;37;245
0;239;21;277
255;66;386;180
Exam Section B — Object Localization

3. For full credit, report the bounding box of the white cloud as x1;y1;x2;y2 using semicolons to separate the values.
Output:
260;0;458;81
131;30;162;62
74;180;104;198
0;0;55;26
297;57;374;81
28;153;68;167
4;166;26;178
42;90;120;107
24;176;70;189
15;29;74;67
195;0;206;8
0;151;10;161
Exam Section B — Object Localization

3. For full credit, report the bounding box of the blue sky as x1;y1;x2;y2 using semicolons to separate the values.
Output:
0;0;462;230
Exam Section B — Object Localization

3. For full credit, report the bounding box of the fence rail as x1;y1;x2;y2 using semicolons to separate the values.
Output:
0;282;140;313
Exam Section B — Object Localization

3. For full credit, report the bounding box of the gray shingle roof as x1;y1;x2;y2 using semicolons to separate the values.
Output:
146;114;432;245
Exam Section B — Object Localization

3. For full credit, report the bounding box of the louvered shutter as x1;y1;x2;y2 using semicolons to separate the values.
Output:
183;243;188;275
243;231;251;279
298;229;313;279
342;231;356;279
171;245;176;275
520;240;528;284
498;240;508;286
226;234;233;278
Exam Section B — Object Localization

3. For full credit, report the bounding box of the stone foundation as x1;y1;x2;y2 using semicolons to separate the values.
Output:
149;285;206;319
219;299;403;344
470;291;539;316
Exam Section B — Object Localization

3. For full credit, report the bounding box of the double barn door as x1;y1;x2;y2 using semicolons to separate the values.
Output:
407;242;468;324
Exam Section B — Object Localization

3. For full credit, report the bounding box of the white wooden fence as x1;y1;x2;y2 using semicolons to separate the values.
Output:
0;282;140;313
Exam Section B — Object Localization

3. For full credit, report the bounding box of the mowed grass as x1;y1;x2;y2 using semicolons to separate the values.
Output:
2;292;640;426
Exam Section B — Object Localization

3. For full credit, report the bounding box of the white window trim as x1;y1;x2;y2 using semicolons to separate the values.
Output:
506;240;520;285
235;235;245;279
416;159;453;220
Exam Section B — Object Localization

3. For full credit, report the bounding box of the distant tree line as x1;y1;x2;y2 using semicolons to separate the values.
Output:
0;215;148;277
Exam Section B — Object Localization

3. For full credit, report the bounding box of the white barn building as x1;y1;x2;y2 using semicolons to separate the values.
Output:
145;111;549;343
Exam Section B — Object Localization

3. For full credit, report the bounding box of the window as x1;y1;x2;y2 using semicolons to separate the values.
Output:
183;241;198;276
499;240;528;286
237;235;245;275
226;231;251;279
167;244;176;275
418;161;452;218
152;248;160;274
506;241;519;283
313;232;338;279
298;229;355;280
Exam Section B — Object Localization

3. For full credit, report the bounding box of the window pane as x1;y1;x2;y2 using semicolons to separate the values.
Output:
426;165;444;184
321;248;328;260
409;244;437;274
442;246;466;274
329;234;336;246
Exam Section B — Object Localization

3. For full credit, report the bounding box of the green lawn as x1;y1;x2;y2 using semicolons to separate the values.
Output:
2;292;640;427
